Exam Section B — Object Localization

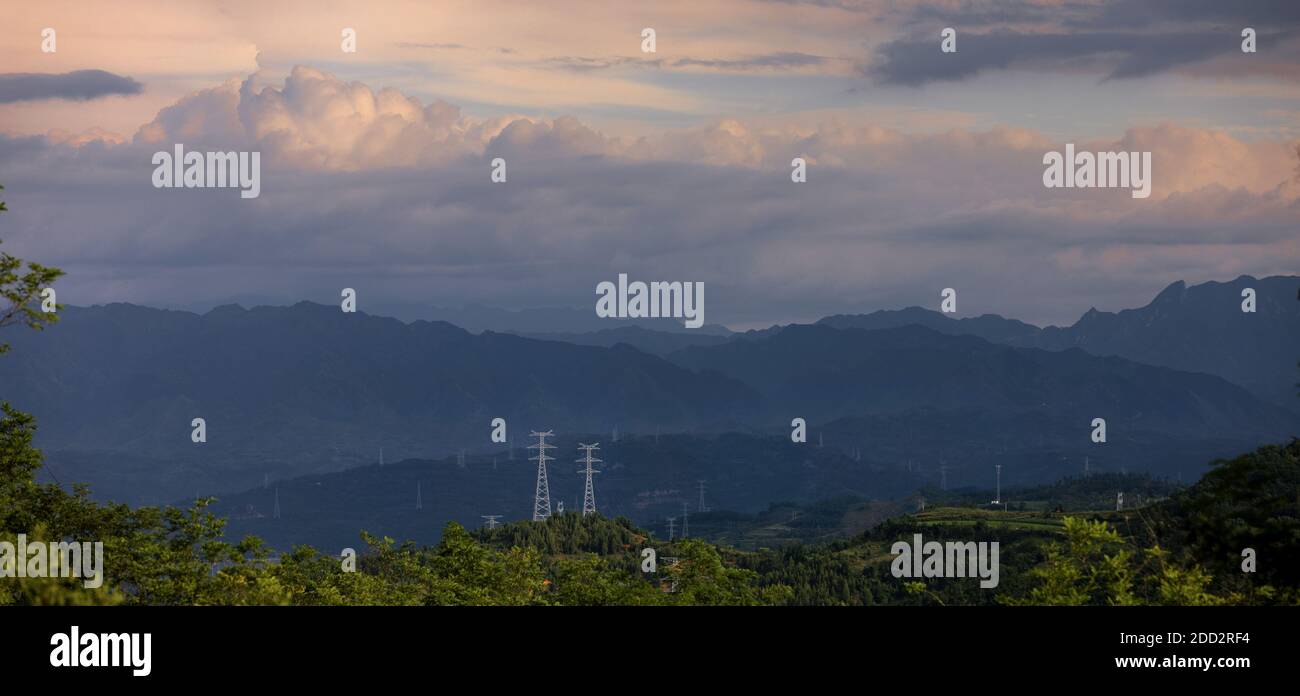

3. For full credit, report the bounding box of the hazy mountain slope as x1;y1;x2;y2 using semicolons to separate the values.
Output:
210;432;925;551
668;323;1296;441
817;275;1300;406
0;302;759;501
517;326;732;356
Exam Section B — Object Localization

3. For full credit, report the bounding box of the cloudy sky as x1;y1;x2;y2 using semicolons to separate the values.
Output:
1;0;1297;329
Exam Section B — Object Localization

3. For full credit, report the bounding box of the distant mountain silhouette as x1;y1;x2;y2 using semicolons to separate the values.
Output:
3;277;1295;509
0;302;757;502
817;275;1300;407
668;323;1295;440
355;301;734;335
518;325;731;356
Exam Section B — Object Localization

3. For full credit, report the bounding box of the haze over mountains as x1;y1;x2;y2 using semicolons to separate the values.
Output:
0;275;1294;528
816;275;1300;408
210;433;925;552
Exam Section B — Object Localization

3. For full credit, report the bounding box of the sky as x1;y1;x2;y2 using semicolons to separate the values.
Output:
1;0;1297;329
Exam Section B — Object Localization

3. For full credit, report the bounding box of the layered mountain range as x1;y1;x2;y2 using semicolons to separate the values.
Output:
0;275;1294;512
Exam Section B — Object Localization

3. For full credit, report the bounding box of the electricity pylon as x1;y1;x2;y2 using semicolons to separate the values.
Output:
528;430;555;521
576;443;602;516
481;515;501;530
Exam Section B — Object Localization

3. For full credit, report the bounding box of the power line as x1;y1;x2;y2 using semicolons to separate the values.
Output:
576;442;602;516
528;430;555;521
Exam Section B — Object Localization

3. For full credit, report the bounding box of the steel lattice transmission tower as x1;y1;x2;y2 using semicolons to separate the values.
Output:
528;430;556;521
576;442;602;516
481;515;502;530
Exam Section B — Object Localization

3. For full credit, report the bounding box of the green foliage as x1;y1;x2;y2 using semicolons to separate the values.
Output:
1150;439;1300;592
0;186;64;355
1008;517;1136;606
1008;517;1248;606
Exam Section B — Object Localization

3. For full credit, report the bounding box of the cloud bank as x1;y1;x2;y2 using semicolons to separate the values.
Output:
1;67;1296;329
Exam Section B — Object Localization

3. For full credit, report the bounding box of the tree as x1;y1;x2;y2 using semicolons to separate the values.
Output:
0;185;64;355
1008;517;1238;606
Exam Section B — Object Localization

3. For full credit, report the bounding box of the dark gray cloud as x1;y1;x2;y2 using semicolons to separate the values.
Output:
893;0;1300;29
0;70;143;103
871;29;1293;85
672;52;828;70
1075;0;1300;30
541;56;654;72
540;52;824;73
865;0;1300;84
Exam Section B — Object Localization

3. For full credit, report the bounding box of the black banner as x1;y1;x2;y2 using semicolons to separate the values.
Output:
1;606;1283;683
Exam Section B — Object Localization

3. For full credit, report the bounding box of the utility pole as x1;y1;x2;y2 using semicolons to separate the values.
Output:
576;443;602;516
528;430;555;521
